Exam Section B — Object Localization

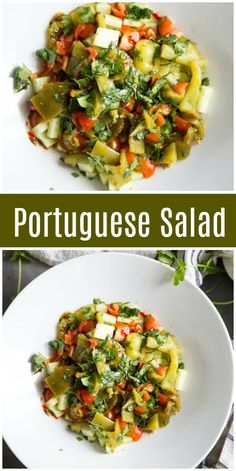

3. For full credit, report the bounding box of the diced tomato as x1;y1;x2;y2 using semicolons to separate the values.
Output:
138;359;144;369
135;405;146;415
158;17;173;36
116;321;129;328
119;32;139;50
121;25;137;34
145;132;161;143
73;111;97;132
152;11;161;19
114;326;130;341
150;75;159;86
74;23;96;40
108;303;120;316
111;3;126;18
155;365;169;377
56;34;73;55
119;418;127;431
80;406;89;418
118;378;126;390
130;425;143;441
78;320;95;333
144;314;158;331
109;137;121;152
142;390;151;401
140;311;148;317
43;389;54;402
80;389;96;404
123;96;135;112
64;329;78;345
76;133;88;149
136;103;144;114
175;115;191;134
29;111;42;128
155;113;166;127
86;47;98;59
88;338;98;348
172;82;189;96
129;321;143;333
123;146;135;165
140;160;157;178
157;392;170;407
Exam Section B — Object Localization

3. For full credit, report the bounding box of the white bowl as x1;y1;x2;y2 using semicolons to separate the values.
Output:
3;253;233;468
2;2;233;192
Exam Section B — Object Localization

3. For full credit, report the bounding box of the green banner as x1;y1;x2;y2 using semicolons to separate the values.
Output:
0;193;234;247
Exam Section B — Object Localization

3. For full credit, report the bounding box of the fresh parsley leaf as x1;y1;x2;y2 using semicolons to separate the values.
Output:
30;353;45;374
172;259;186;285
62;118;73;134
202;77;210;86
94;122;112;142
14;65;31;92
93;298;104;304
10;250;31;262
123;158;139;178
88;154;108;173
36;48;56;64
49;339;64;351
178;362;185;369
71;172;80;178
120;304;140;318
157;35;190;56
126;4;152;20
156;250;176;265
61;14;74;35
74;5;96;24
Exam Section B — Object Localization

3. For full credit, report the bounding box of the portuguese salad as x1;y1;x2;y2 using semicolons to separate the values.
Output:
15;3;212;189
31;300;187;452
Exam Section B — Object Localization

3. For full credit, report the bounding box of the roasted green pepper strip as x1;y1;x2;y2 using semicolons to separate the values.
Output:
31;82;73;121
44;366;75;396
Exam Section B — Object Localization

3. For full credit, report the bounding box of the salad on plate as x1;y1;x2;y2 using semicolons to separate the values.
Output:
31;299;187;452
15;3;212;189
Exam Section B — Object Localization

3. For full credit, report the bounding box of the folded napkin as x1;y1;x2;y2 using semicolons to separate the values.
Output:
28;250;233;286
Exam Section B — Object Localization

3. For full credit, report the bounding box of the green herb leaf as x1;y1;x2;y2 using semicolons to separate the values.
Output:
14;65;31;92
126;4;152;20
93;298;105;305
30;353;45;374
49;339;64;351
202;77;210;86
71;172;80;178
36;48;56;64
172;259;186;286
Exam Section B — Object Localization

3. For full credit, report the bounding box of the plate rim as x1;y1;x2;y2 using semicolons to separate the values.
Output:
3;252;234;468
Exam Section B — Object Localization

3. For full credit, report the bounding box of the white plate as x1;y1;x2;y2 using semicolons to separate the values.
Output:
2;2;233;192
3;253;233;468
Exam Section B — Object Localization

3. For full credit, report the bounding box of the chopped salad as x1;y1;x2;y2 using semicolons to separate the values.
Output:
31;300;186;452
15;3;212;189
